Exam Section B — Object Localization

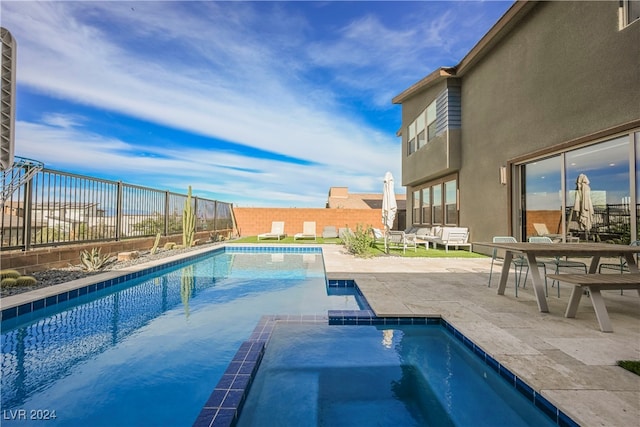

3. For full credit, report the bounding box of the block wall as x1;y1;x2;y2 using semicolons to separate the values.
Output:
233;207;382;237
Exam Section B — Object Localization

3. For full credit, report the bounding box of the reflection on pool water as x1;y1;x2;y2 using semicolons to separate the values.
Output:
238;324;558;427
1;248;358;426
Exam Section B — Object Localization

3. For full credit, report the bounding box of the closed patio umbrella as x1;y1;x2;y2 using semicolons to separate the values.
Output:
382;171;397;253
573;173;594;239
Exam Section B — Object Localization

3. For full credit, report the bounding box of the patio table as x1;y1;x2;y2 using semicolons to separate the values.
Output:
475;242;640;312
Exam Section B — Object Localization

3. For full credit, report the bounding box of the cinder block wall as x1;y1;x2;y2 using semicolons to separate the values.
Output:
233;208;382;237
1;231;215;274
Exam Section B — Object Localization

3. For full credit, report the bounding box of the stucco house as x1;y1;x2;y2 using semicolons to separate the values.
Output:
393;0;639;248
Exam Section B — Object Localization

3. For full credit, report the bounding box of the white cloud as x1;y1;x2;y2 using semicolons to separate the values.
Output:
2;1;510;206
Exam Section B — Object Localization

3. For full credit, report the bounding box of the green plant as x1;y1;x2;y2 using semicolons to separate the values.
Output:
79;248;112;271
1;269;21;279
618;360;640;376
164;242;176;250
343;224;374;257
151;233;162;255
183;186;196;248
15;276;37;286
1;278;17;287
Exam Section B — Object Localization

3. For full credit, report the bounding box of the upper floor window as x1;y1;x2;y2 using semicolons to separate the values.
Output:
407;99;436;155
620;0;640;29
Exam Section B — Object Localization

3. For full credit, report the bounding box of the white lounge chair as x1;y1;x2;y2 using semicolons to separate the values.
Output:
322;225;339;239
257;221;286;240
294;221;316;241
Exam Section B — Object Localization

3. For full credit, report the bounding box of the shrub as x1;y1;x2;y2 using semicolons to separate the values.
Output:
343;224;374;257
163;242;176;250
80;248;112;271
1;269;21;280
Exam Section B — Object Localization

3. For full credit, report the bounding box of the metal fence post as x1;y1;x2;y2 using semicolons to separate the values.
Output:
23;170;33;251
116;181;123;241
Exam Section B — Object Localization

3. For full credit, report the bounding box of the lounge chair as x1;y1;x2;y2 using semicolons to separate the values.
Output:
257;221;286;240
294;221;317;241
322;225;339;239
532;223;578;243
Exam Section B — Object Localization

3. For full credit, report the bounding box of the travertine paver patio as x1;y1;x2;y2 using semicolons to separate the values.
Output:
2;243;638;427
320;244;640;427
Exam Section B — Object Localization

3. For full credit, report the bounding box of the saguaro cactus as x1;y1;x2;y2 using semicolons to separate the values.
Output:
183;186;196;247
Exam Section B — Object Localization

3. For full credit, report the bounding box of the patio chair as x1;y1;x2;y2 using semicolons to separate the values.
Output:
528;236;587;297
322;225;339;239
257;221;286;240
386;230;417;253
488;236;547;296
294;221;317;241
598;240;640;295
488;236;543;297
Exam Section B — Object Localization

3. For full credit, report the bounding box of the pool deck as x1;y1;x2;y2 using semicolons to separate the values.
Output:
320;244;640;427
2;243;638;427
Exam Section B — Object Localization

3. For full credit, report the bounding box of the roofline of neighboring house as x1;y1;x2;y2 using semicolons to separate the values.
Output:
392;0;536;104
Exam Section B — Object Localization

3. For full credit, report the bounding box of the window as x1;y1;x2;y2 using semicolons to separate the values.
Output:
407;99;437;155
407;122;416;155
444;180;457;224
426;101;437;142
421;188;431;224
412;191;420;223
620;0;640;28
416;113;426;149
432;184;442;224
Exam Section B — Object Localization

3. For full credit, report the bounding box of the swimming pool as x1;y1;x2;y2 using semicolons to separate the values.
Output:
238;323;558;427
1;247;359;426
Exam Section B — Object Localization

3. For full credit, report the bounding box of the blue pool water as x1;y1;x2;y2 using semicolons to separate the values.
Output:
238;324;557;427
1;248;358;426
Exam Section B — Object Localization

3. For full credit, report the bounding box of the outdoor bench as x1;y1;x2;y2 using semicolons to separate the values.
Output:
545;273;640;332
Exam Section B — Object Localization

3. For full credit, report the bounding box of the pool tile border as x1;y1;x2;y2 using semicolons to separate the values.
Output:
194;279;579;427
193;314;329;427
1;246;323;322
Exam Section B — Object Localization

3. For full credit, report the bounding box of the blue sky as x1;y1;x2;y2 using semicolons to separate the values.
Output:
2;0;513;207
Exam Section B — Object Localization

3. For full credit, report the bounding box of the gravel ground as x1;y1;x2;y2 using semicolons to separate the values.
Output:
1;243;220;298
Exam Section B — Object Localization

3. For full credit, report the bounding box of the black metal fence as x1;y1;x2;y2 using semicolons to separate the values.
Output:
1;166;235;251
566;204;636;243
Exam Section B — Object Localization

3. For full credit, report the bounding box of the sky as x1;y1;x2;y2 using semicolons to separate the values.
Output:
1;0;514;207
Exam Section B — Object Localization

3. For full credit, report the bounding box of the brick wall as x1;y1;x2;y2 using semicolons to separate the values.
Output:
233;207;382;237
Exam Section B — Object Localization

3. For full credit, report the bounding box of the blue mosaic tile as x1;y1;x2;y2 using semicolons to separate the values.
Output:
232;374;251;389
204;389;227;407
499;365;516;385
192;408;219;427
224;361;242;376
58;292;68;302
45;295;57;307
210;408;236;427
239;361;258;375
515;377;535;402
486;355;500;373
217;374;235;389
33;299;45;310
534;393;558;423
1;306;17;320
558;410;580;427
18;303;31;316
473;345;486;360
68;289;79;300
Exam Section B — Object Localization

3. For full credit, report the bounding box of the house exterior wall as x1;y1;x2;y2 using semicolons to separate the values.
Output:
400;1;640;245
